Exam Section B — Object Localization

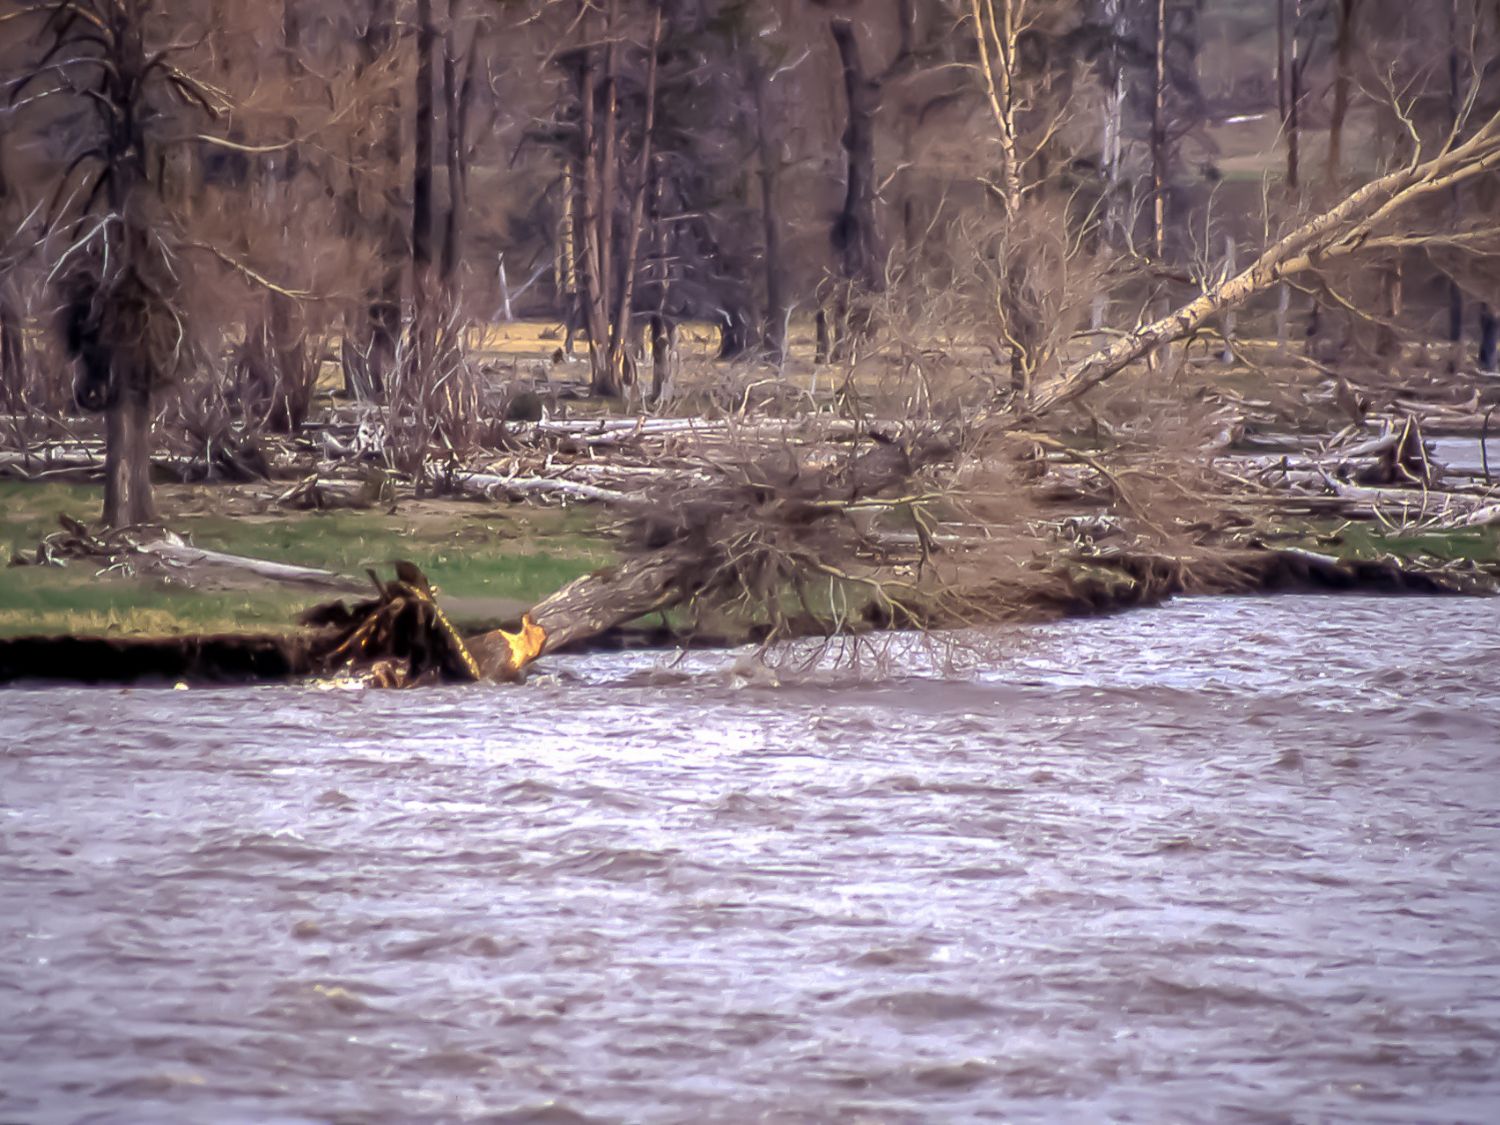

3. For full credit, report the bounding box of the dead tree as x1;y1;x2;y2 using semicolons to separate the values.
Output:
16;0;221;526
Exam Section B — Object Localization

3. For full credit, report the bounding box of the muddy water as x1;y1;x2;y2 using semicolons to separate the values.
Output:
3;596;1499;1124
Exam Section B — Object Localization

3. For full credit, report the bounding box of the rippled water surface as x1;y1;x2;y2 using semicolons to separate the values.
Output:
3;596;1500;1123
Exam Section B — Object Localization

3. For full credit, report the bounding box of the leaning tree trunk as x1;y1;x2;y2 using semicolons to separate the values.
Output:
1031;106;1500;413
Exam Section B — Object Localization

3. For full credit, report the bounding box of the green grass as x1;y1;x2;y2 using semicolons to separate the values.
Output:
0;481;613;637
1262;514;1500;568
1330;521;1500;566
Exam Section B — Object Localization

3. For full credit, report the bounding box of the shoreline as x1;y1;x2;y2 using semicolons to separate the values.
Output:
2;537;1488;687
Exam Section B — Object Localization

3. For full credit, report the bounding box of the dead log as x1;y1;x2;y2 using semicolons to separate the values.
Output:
457;472;639;505
135;540;357;590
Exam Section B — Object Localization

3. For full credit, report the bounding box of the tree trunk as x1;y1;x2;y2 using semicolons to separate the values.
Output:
1445;0;1464;366
1092;0;1127;332
440;0;473;292
101;382;156;528
1151;0;1168;260
123;383;156;525
574;29;617;396
650;313;677;403
97;6;161;529
1327;0;1355;184
1286;0;1302;192
608;4;663;389
588;0;624;397
365;0;403;398
260;0;312;431
749;57;788;363
0;289;23;411
1375;263;1403;357
829;17;884;335
1479;304;1498;372
411;0;437;371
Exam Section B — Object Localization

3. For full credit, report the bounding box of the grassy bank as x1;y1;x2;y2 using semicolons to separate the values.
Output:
0;481;613;638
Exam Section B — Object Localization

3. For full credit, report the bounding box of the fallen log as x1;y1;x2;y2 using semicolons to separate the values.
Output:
134;540;358;589
456;472;640;506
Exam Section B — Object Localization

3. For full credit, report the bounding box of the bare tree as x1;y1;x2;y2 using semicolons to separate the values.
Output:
12;0;223;526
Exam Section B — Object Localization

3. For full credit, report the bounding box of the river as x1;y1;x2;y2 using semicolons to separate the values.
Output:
2;595;1499;1123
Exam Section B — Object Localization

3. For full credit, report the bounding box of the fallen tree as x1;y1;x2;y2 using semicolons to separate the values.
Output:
1032;104;1500;415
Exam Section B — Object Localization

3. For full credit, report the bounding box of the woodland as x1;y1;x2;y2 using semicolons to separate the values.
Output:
1;0;1499;684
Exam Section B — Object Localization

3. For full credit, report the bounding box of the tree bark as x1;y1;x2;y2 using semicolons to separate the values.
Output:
749;57;788;363
411;0;438;370
365;0;404;397
1445;0;1464;362
1152;0;1168;259
575;35;616;395
829;19;884;309
1480;304;1498;372
0;288;22;412
440;0;474;292
608;3;663;389
1327;0;1355;184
